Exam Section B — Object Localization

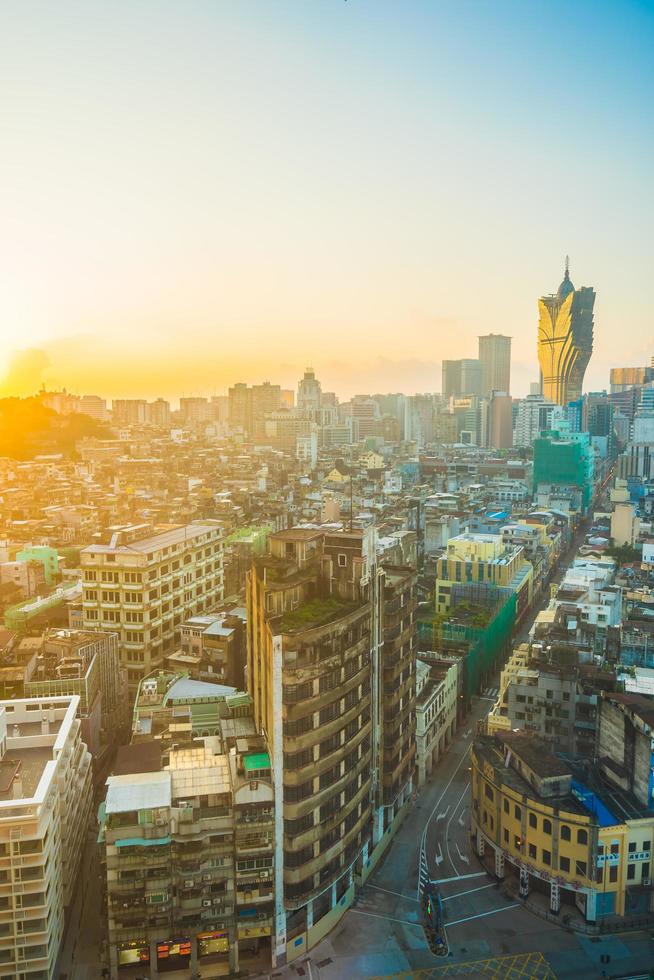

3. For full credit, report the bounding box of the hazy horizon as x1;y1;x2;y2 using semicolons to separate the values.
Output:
2;1;653;401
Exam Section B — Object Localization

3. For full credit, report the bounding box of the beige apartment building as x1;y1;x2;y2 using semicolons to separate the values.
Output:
81;522;224;693
0;696;92;980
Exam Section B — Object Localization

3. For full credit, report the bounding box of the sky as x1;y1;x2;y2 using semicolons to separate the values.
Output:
1;0;653;402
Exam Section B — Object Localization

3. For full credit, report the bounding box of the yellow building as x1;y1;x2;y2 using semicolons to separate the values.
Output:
471;731;654;922
435;533;533;617
537;261;595;406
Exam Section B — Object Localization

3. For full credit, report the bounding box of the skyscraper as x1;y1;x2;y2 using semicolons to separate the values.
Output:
478;334;511;396
537;259;595;406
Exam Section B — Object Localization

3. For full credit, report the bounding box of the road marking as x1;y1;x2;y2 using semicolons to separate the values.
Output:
457;811;466;827
436;805;450;822
446;902;520;927
444;782;469;874
455;842;469;865
367;883;418;902
434;842;443;866
349;908;422;928
416;737;475;898
432;871;488;884
441;882;497;902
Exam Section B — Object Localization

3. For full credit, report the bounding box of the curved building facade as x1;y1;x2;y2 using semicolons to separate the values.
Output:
538;262;595;405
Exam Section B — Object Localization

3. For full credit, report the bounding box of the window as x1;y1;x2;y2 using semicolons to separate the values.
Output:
528;843;537;859
503;829;509;844
542;849;551;866
609;865;618;883
577;829;588;845
338;554;347;567
542;819;552;835
628;841;636;853
643;841;651;852
560;825;571;841
627;864;636;881
514;805;521;820
577;860;587;877
528;813;537;829
503;799;509;814
514;835;521;850
642;862;650;879
610;843;619;855
559;856;570;873
484;784;494;802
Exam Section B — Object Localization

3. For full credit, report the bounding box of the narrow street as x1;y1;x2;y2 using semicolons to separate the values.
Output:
274;517;654;979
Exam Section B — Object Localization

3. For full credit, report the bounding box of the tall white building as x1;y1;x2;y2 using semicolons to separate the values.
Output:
0;696;92;980
513;393;554;448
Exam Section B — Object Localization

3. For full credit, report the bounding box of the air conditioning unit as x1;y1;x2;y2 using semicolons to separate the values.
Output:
184;879;194;888
212;898;222;906
643;877;651;886
202;873;211;882
202;899;212;907
155;816;165;826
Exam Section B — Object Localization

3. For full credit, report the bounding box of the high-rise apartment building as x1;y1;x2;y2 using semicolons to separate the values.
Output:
442;359;482;397
228;383;253;435
0;696;92;980
247;527;416;964
252;382;282;421
81;522;224;693
146;398;171;427
179;397;212;424
478;334;511;397
112;399;147;426
537;261;595;405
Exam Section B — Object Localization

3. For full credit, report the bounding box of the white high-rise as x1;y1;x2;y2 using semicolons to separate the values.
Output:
513;393;554;448
0;696;92;980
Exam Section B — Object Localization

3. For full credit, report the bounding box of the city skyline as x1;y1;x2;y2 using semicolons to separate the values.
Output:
2;1;654;400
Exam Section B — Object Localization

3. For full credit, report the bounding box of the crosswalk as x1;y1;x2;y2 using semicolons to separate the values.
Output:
481;687;499;700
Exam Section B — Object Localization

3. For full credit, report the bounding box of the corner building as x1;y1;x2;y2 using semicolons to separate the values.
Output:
247;527;416;964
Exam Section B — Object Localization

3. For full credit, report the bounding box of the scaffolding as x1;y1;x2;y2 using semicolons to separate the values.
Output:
435;583;517;704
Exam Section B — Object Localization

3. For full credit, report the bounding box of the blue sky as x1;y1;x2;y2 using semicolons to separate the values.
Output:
1;0;652;398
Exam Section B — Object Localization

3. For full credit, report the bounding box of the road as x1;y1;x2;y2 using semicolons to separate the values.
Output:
272;518;654;979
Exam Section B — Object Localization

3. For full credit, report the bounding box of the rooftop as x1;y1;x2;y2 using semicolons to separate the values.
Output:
82;521;220;556
106;771;171;814
0;747;54;801
279;595;359;633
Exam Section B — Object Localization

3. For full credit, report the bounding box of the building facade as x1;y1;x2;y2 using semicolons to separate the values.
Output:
478;334;511;397
537;261;595;406
246;527;416;964
0;696;92;980
81;522;224;693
